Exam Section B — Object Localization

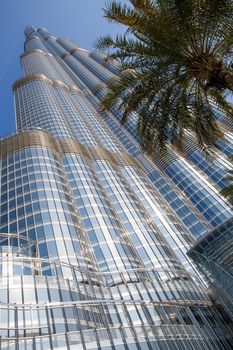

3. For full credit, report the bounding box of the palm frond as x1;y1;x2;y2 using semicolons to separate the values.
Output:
96;0;233;154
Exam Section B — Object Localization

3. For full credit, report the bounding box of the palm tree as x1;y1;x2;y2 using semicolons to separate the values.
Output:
95;0;233;153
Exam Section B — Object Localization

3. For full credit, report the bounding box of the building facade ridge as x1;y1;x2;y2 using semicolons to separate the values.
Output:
12;73;82;93
20;48;54;60
0;128;141;168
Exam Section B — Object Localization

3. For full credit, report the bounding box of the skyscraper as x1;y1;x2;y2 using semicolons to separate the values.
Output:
0;26;232;349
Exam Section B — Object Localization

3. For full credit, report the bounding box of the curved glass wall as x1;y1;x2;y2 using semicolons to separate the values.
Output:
188;217;233;319
1;130;232;348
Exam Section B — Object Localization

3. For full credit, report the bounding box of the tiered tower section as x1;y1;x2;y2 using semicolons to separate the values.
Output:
0;26;232;349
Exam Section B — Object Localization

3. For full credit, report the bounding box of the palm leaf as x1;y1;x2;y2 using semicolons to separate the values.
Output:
95;0;233;153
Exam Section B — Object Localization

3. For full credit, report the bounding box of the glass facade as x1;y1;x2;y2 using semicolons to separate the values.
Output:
188;217;233;319
0;26;232;349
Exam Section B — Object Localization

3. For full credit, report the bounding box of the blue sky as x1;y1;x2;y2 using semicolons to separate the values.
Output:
0;0;125;135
